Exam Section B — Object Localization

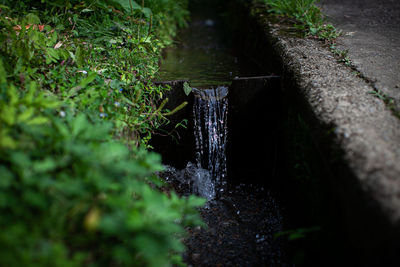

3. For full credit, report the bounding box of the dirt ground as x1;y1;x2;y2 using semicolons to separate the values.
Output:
182;184;288;267
160;166;288;266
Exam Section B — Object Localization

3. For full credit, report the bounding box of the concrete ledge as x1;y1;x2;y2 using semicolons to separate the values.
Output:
243;3;400;264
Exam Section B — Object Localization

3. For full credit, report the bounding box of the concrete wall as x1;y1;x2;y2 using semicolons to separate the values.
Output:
229;1;400;266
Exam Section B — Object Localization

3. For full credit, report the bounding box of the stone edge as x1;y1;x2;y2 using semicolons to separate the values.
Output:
250;6;400;234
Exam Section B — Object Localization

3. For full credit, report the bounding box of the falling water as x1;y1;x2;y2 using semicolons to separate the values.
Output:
158;86;229;200
193;86;229;198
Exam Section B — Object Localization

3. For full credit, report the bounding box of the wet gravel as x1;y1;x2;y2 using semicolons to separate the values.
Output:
183;184;288;267
161;166;289;267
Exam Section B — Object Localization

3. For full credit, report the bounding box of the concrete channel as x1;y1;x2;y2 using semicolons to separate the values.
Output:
229;1;400;266
152;0;400;265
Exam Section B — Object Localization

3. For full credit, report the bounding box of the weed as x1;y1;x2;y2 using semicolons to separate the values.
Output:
369;90;400;119
329;44;352;66
260;0;339;41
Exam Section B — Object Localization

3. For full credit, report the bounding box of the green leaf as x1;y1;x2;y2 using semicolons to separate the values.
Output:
7;84;18;105
1;106;16;125
163;102;187;116
0;58;7;84
122;96;134;106
112;0;140;13
111;0;153;17
39;96;60;109
48;31;58;46
309;27;318;35
71;113;88;137
141;7;152;18
54;118;70;138
46;48;60;62
79;72;97;88
23;81;37;104
0;131;16;149
75;46;84;67
81;8;94;13
183;82;192;96
187;195;206;207
33;158;57;173
25;13;41;24
26;116;49;125
17;108;34;122
97;142;128;161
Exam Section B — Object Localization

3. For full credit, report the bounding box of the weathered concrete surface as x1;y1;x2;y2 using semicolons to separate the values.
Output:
319;0;400;105
245;2;400;265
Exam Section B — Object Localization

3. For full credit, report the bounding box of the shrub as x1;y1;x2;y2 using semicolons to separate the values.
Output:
0;74;205;266
0;1;204;266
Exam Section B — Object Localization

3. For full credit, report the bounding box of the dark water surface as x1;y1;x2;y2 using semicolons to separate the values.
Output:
158;7;257;87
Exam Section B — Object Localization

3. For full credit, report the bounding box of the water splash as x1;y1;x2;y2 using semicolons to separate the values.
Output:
160;163;216;200
193;86;229;198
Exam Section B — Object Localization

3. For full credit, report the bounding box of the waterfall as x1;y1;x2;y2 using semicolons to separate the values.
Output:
192;86;229;198
159;86;229;201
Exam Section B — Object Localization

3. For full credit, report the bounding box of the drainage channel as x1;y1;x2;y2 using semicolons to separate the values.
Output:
155;79;285;266
151;1;289;266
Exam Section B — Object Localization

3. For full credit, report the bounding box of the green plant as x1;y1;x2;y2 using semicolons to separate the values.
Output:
183;81;192;96
261;0;339;41
329;44;352;66
0;1;203;266
265;0;321;22
274;227;321;241
369;90;400;119
1;0;189;147
0;75;205;266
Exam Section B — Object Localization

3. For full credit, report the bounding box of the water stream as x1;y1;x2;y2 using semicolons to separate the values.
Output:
156;1;287;265
158;17;239;87
161;86;228;200
157;6;237;200
193;86;229;198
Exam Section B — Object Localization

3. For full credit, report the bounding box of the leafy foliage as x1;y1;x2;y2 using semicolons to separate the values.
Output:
0;1;205;266
261;0;339;40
